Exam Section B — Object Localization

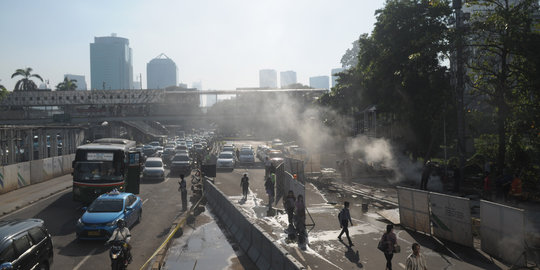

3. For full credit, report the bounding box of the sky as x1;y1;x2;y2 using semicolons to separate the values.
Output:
0;0;386;91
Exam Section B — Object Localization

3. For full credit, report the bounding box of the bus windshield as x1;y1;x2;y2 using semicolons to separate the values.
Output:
74;162;122;182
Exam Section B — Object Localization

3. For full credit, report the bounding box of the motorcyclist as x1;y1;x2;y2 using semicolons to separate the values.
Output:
107;219;132;263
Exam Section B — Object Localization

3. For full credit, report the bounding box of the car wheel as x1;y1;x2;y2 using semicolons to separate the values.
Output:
137;210;142;224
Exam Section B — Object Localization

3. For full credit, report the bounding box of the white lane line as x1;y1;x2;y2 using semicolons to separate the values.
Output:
1;188;71;219
73;247;97;270
143;198;149;205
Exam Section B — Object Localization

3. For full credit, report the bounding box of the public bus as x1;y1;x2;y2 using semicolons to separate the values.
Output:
72;138;138;204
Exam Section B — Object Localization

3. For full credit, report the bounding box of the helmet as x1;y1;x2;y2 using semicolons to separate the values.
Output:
117;219;126;228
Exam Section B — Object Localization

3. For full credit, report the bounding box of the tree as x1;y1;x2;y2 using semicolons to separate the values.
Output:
340;38;361;69
56;77;78;91
11;67;43;91
0;83;7;100
322;0;454;161
466;0;540;174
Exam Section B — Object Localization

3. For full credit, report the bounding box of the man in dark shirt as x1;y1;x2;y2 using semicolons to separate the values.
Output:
338;201;354;246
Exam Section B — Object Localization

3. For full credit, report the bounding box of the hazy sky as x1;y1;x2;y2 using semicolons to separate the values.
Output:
0;0;385;90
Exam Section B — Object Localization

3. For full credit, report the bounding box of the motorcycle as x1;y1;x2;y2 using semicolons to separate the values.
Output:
108;240;129;270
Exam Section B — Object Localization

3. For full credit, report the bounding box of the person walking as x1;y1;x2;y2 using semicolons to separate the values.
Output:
265;176;275;208
179;174;188;211
337;201;354;246
381;224;397;270
405;243;427;270
295;194;306;245
420;162;432;190
284;190;296;225
240;173;249;200
264;157;272;178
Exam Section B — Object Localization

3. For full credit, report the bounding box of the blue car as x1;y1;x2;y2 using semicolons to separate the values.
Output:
76;191;142;240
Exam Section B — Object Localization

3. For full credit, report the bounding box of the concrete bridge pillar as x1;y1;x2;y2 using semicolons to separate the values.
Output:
7;129;16;164
50;130;58;157
26;129;34;161
37;129;47;159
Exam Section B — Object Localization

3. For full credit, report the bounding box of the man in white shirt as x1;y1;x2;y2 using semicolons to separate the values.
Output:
406;243;427;270
107;219;132;262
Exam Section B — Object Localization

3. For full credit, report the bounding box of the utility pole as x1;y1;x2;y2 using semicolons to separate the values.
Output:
453;0;466;193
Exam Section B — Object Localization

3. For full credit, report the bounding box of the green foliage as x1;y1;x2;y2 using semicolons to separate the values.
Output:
11;67;43;91
0;84;7;100
56;77;78;91
466;0;540;175
321;0;454;160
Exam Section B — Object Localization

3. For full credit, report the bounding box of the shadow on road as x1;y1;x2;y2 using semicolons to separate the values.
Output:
33;192;81;237
345;244;364;268
406;229;504;270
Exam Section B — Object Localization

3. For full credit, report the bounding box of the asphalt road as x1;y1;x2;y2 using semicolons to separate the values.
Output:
0;168;189;270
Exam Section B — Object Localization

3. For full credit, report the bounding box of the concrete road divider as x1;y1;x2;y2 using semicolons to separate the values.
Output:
203;179;304;270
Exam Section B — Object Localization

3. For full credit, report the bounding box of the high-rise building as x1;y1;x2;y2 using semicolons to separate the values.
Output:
192;81;202;90
259;69;277;88
65;74;87;90
133;81;141;90
309;76;330;89
146;53;177;89
280;71;297;88
90;34;133;90
331;68;344;88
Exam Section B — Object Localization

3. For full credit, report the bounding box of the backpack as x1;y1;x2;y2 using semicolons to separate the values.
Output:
377;233;387;252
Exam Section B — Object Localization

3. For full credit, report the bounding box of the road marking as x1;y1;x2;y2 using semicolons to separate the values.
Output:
1;188;71;219
143;198;149;205
399;262;406;268
73;247;97;270
164;177;170;183
294;247;306;262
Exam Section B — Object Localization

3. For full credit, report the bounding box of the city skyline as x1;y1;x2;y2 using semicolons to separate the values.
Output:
0;0;385;91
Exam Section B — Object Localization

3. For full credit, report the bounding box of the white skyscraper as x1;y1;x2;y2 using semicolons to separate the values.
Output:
331;68;345;88
64;74;87;90
259;69;277;88
280;71;297;88
309;76;330;89
147;54;178;89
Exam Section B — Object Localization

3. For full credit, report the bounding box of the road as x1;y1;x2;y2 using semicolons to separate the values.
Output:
0;169;187;270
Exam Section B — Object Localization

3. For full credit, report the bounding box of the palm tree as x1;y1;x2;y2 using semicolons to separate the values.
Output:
11;67;43;91
56;77;78;91
0;83;7;100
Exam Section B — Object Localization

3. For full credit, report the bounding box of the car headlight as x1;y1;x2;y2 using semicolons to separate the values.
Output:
106;220;117;226
77;218;83;226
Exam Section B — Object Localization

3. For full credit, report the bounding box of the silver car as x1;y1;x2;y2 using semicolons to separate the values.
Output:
142;157;165;181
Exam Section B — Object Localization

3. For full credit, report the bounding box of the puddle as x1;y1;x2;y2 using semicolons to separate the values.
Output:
163;221;249;270
252;205;269;218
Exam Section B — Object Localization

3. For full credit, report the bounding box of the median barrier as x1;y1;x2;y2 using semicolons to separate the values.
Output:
256;230;273;270
29;160;44;184
62;155;73;174
0;165;18;194
52;156;63;178
270;242;289;269
238;215;252;251
285;254;305;270
204;179;303;270
16;162;30;188
247;223;262;263
42;158;54;181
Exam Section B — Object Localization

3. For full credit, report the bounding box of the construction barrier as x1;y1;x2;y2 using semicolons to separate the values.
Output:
481;200;526;266
0;154;75;195
397;186;431;234
204;179;304;270
430;192;473;247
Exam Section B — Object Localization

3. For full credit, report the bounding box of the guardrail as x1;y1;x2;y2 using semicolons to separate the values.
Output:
204;179;305;270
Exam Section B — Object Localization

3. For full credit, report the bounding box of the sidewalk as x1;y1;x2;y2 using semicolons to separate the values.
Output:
0;175;72;217
213;168;507;270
